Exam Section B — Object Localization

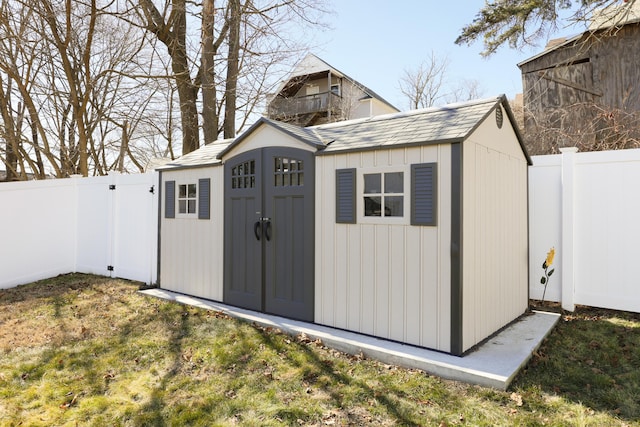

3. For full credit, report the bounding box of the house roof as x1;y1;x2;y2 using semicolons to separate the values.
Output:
161;95;531;171
518;1;640;67
271;53;399;113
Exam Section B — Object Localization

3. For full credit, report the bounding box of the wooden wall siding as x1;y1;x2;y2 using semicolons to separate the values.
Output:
461;114;529;352
160;167;224;301
521;23;640;152
315;145;452;352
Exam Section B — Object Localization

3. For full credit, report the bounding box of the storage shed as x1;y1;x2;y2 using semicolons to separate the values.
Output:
157;95;531;355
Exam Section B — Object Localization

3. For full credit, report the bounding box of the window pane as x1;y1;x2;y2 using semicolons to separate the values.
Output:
385;196;404;217
250;160;255;175
364;196;382;216
364;174;381;194
178;200;186;214
188;184;196;198
298;172;304;186
179;184;186;198
188;200;196;214
385;172;403;193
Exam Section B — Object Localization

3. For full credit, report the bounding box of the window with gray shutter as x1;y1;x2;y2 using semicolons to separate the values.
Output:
198;178;211;219
165;180;176;219
336;168;356;224
411;163;437;226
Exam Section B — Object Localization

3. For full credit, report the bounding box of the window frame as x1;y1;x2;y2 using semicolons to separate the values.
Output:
176;182;198;217
357;166;410;225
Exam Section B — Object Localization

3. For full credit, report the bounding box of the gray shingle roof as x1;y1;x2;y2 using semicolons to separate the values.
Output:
312;97;500;153
160;95;531;170
157;140;233;169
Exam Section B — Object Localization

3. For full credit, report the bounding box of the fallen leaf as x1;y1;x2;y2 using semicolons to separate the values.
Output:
510;392;524;406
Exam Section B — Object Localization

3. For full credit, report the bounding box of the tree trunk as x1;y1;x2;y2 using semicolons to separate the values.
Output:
223;0;240;139
201;0;218;144
0;76;19;181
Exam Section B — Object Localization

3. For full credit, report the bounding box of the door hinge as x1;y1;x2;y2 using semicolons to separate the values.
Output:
107;265;114;271
109;184;116;190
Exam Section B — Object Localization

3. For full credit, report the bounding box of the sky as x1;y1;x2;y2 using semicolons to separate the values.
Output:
309;1;580;110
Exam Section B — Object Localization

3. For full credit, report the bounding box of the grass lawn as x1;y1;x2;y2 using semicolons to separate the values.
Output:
1;274;639;426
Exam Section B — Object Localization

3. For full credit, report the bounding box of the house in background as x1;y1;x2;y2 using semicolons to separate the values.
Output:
266;54;399;127
157;95;530;356
518;1;640;155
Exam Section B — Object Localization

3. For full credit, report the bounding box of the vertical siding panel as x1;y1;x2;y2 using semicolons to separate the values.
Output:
461;142;474;350
334;224;348;328
420;226;439;347
314;157;325;322
361;224;375;335
389;225;405;341
404;223;421;345
437;144;452;352
347;225;362;331
323;158;337;324
374;226;390;337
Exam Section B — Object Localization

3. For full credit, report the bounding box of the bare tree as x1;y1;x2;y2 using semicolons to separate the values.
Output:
399;51;485;110
133;0;329;154
399;52;449;110
0;0;169;179
446;79;483;104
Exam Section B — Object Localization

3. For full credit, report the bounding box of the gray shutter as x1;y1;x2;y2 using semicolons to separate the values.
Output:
198;178;211;220
336;168;356;224
165;180;175;219
411;163;437;226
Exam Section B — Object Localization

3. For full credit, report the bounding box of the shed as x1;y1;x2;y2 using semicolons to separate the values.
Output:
157;95;531;355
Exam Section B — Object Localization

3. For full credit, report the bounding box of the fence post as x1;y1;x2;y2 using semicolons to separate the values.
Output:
560;147;578;311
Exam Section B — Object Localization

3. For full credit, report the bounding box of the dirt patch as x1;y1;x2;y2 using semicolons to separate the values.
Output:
0;273;143;352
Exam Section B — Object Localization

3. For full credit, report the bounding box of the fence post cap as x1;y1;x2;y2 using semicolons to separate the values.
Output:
559;147;579;153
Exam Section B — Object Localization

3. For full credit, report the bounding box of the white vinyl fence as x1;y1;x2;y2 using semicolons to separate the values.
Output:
0;173;158;289
529;147;640;313
2;149;640;314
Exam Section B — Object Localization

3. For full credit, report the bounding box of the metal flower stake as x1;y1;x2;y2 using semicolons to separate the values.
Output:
540;247;555;302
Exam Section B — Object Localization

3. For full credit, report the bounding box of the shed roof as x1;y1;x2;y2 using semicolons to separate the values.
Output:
311;96;505;154
156;139;233;170
160;95;530;171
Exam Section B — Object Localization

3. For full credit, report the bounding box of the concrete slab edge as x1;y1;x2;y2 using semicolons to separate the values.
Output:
139;289;560;390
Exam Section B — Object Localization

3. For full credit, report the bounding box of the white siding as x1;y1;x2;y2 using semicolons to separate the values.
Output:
221;124;316;161
315;145;452;352
160;167;224;301
461;108;529;352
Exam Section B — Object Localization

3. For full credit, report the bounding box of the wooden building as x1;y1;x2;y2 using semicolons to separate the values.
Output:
157;96;530;356
518;2;640;154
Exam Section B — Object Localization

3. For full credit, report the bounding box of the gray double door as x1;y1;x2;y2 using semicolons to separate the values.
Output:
223;147;315;322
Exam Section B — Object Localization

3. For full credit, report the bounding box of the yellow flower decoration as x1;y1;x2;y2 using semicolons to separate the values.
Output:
545;247;555;267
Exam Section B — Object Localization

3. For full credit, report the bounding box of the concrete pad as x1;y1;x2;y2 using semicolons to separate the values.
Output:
140;289;560;390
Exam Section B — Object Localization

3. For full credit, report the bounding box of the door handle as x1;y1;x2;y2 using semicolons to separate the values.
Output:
254;221;261;241
263;220;271;241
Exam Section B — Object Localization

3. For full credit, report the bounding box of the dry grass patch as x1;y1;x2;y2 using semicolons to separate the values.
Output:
0;274;639;426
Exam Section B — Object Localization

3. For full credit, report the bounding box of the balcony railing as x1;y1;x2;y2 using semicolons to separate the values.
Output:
268;91;342;119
